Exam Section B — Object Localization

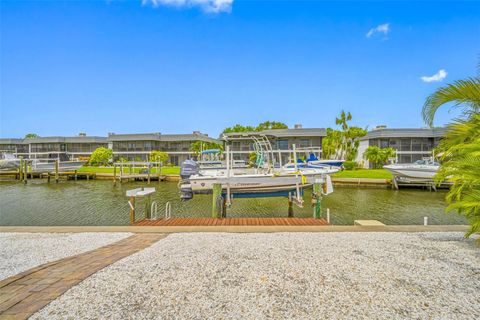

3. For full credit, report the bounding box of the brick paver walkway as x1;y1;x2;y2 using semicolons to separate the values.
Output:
0;233;166;320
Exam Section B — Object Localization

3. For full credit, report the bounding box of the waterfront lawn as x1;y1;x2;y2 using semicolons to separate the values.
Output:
77;166;181;175
332;169;392;179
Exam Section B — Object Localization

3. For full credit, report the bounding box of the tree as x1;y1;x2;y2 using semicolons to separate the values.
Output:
149;150;169;164
321;128;342;160
248;152;257;167
24;133;39;139
222;124;256;133
256;121;288;131
222;121;288;133
190;141;224;155
422;65;480;239
364;146;395;169
324;111;367;160
89;147;112;166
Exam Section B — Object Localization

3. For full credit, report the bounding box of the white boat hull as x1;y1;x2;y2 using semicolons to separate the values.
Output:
189;168;335;193
384;165;439;180
0;159;21;171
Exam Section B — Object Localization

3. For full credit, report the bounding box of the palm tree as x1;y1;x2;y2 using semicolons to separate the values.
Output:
422;64;480;239
363;146;382;169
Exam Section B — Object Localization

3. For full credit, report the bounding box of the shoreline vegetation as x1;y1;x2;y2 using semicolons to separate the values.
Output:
77;166;392;180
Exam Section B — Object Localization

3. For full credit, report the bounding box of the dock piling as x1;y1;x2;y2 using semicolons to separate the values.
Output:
23;160;28;184
313;180;322;219
54;160;59;183
212;183;222;218
18;159;23;181
288;192;294;217
327;208;330;224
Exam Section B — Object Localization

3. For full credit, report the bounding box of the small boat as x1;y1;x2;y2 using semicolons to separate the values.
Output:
304;153;345;168
31;153;86;172
0;153;21;171
383;159;440;180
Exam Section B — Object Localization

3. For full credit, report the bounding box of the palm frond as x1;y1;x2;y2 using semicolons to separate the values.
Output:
422;77;480;127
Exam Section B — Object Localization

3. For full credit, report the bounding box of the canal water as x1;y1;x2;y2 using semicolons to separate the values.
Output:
0;180;466;226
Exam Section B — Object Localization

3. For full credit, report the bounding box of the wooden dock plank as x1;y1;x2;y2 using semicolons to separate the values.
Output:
133;217;329;226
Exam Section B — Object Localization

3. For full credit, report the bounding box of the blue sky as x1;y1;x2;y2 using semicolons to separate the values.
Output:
1;0;479;138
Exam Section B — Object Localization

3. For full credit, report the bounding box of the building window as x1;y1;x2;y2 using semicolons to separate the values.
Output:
400;139;411;151
277;140;288;150
379;139;389;149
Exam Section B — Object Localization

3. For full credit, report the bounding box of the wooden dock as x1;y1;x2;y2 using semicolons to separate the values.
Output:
0;170;96;181
133;217;329;226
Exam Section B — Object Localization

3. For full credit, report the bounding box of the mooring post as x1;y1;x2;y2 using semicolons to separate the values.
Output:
54;160;59;183
113;164;117;186
147;164;151;185
145;194;152;219
222;197;227;218
288;192;294;217
18;159;23;181
74;170;77;181
23;160;28;184
129;196;136;224
47;173;51;183
313;181;322;219
158;163;161;183
212;183;222;218
424;216;428;226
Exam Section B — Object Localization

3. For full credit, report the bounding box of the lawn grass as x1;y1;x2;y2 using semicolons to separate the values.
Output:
77;166;180;175
78;166;391;179
332;169;392;179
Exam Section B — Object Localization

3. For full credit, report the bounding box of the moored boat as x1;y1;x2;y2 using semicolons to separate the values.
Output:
383;159;439;180
0;153;21;171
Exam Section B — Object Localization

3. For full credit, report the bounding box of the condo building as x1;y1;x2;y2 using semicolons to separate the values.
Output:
0;131;220;166
356;126;446;168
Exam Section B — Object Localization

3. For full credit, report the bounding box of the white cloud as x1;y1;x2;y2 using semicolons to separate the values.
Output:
421;69;447;83
366;23;390;38
142;0;233;13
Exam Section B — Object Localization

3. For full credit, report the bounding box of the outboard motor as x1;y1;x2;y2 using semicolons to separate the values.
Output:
179;159;199;201
180;159;199;180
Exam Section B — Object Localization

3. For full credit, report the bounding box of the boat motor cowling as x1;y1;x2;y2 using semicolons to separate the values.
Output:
180;159;199;179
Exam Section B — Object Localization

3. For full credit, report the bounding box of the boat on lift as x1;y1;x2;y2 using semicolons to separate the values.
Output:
383;159;440;181
179;135;337;200
0;153;21;171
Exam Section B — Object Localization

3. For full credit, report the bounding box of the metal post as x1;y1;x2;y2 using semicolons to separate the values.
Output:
212;183;222;218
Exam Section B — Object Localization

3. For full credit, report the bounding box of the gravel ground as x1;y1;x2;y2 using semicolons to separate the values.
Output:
32;232;479;320
0;232;132;280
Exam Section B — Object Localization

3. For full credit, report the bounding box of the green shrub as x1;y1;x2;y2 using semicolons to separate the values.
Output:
343;161;356;170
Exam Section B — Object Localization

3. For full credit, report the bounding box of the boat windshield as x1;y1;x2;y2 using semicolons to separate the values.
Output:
413;159;439;166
